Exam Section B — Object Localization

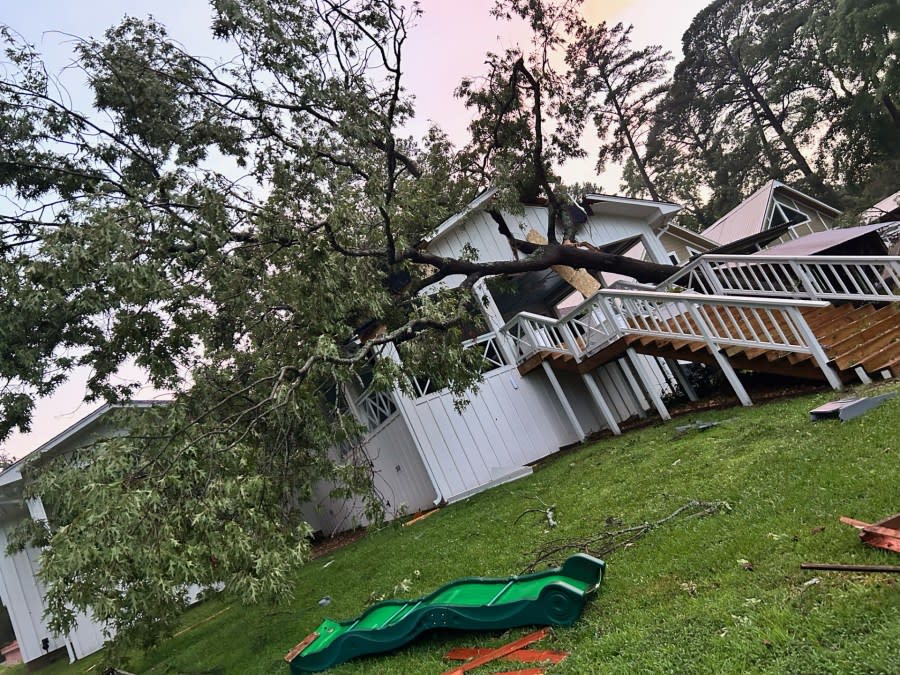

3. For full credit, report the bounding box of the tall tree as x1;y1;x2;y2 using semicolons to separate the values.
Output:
645;0;839;213
0;0;678;657
799;0;900;198
566;22;671;202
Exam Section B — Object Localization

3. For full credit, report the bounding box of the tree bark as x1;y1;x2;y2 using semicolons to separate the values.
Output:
725;45;839;205
883;94;900;129
406;240;678;286
605;77;661;202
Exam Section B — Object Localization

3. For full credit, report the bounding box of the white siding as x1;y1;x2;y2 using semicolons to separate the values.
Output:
0;524;66;663
64;611;106;661
427;206;666;289
399;360;649;502
301;413;437;535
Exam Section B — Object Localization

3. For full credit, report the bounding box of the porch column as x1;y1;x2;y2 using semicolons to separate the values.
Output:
684;306;753;407
541;361;586;441
664;358;699;402
581;372;621;435
625;348;672;420
617;358;649;418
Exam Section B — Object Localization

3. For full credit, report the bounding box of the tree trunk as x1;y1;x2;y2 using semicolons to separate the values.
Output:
748;100;786;181
726;46;840;205
883;94;900;129
606;78;661;202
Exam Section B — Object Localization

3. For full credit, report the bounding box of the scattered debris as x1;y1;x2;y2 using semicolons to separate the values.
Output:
801;563;900;573
675;419;732;435
840;513;900;554
322;560;335;569
809;393;896;422
737;559;754;572
521;499;729;573
317;596;332;607
172;606;231;638
802;577;821;587
402;507;440;527
441;628;552;675
680;581;698;596
444;646;568;665
515;496;558;529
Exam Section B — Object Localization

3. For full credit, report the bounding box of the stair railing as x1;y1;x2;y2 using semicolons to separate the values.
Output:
555;293;623;360
596;289;843;390
501;312;580;363
659;255;900;303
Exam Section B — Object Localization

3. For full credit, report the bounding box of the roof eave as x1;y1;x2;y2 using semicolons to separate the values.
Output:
0;400;162;487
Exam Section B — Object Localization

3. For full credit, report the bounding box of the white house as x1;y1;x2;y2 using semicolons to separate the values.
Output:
3;186;899;666
0;403;161;666
699;179;840;249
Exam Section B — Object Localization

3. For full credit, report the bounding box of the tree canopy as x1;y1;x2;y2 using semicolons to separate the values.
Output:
1;0;897;662
0;0;680;659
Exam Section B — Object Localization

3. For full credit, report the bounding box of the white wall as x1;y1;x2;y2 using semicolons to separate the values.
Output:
301;412;438;535
0;523;66;663
398;359;652;502
427;205;664;289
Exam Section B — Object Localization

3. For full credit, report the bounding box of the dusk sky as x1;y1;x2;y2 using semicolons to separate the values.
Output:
3;0;709;458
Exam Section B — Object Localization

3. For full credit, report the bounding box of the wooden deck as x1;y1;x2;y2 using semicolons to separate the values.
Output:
521;302;900;384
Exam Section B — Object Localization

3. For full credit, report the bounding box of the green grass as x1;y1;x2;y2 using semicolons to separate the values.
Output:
37;383;900;674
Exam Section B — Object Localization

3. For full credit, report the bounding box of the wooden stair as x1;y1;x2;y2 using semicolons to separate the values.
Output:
520;302;900;384
623;302;900;383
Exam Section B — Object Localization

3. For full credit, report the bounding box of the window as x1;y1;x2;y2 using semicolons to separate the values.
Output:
769;198;809;229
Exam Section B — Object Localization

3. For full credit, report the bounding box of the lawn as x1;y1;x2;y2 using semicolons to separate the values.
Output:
30;383;900;674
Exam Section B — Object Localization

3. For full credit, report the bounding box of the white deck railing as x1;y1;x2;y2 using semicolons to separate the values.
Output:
662;255;900;303
461;332;507;370
595;289;842;392
501;311;581;362
597;289;829;356
495;286;843;393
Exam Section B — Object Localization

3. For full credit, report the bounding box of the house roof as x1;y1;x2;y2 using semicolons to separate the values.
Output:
583;193;681;228
659;223;719;251
428;187;498;244
700;181;777;244
705;223;794;255
753;223;887;256
700;180;841;245
427;188;682;246
861;189;900;224
0;400;161;488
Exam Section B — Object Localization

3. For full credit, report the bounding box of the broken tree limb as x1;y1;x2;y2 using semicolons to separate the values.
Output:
526;230;601;297
522;499;729;573
515;496;558;529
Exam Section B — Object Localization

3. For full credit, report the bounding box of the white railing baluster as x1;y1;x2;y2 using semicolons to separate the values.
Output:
659;255;900;303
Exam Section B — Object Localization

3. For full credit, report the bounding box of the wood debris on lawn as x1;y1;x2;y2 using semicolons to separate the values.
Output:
441;628;560;675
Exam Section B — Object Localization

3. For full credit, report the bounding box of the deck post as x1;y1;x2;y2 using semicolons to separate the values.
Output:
625;348;671;420
788;308;844;391
617;358;649;417
685;305;753;407
581;372;621;435
665;358;699;402
541;361;586;441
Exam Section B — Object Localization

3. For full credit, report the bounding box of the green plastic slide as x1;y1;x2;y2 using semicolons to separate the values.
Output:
285;553;605;672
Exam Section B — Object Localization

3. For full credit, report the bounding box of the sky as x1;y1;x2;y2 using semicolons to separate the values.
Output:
2;0;710;458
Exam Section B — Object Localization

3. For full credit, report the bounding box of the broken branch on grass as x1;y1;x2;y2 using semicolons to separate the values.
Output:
515;496;558;529
521;499;729;573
